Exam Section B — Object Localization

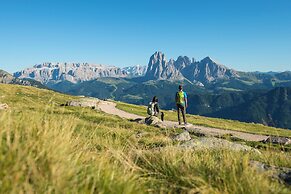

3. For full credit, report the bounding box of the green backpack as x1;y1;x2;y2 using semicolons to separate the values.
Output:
176;91;185;105
147;102;155;116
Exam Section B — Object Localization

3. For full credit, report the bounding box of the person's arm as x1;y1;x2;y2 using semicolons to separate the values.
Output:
184;92;188;108
155;103;160;113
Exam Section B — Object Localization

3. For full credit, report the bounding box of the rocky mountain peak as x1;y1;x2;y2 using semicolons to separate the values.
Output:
148;51;167;65
189;56;239;83
143;52;241;83
201;56;214;63
175;56;192;70
144;52;184;81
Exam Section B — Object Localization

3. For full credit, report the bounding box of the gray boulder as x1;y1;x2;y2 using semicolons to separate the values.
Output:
262;136;291;145
250;160;291;185
181;137;259;153
186;127;207;137
145;116;166;129
173;131;191;142
65;98;100;109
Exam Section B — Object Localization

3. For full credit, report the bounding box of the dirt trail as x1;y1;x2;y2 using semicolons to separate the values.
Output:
97;100;269;142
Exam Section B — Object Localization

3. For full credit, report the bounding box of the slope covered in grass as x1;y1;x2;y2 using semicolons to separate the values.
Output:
116;102;291;138
0;84;290;193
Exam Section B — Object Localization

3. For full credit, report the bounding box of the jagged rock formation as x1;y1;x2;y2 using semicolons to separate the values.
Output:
182;56;239;84
144;52;184;81
143;52;239;84
0;69;45;88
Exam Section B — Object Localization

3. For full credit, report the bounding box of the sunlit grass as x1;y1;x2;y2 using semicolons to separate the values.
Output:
0;84;290;193
116;101;291;137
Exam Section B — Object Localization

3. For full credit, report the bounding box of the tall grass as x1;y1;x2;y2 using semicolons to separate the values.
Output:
0;84;290;193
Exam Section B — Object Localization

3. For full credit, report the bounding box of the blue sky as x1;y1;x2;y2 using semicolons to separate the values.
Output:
0;0;291;73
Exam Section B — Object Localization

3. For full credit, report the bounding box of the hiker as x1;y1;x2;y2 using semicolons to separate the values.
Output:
175;85;187;125
147;96;160;117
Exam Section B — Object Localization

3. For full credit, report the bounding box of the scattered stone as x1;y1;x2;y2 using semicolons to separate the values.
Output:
173;131;191;142
136;131;148;138
186;127;207;137
249;160;291;185
180;137;259;153
0;103;9;110
65;98;100;109
145;116;166;129
261;136;291;145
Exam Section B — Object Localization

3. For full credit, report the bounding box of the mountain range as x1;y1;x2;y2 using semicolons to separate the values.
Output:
6;51;291;129
14;62;147;84
0;69;46;88
14;52;291;90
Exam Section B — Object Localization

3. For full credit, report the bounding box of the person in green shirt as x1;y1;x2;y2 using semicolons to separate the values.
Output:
175;85;188;125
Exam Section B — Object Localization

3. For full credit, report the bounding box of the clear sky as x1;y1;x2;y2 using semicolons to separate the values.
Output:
0;0;291;73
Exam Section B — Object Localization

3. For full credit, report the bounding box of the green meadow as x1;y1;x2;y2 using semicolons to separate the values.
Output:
116;102;291;138
0;84;290;193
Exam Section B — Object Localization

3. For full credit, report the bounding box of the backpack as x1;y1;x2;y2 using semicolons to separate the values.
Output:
147;102;155;116
176;91;185;105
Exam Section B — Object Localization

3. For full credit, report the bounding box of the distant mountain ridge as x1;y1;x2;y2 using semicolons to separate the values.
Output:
14;62;144;84
0;69;46;88
12;51;291;92
14;51;243;86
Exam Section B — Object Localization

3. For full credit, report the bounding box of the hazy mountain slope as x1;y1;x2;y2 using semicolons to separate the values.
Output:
203;87;291;129
14;63;146;85
59;77;137;99
0;69;46;88
122;65;147;77
0;69;14;83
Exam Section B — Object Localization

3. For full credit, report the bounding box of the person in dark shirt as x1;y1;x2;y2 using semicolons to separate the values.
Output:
147;96;165;121
152;96;160;116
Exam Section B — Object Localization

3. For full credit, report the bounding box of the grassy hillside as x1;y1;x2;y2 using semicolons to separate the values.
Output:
47;76;291;129
0;84;291;193
116;102;291;138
